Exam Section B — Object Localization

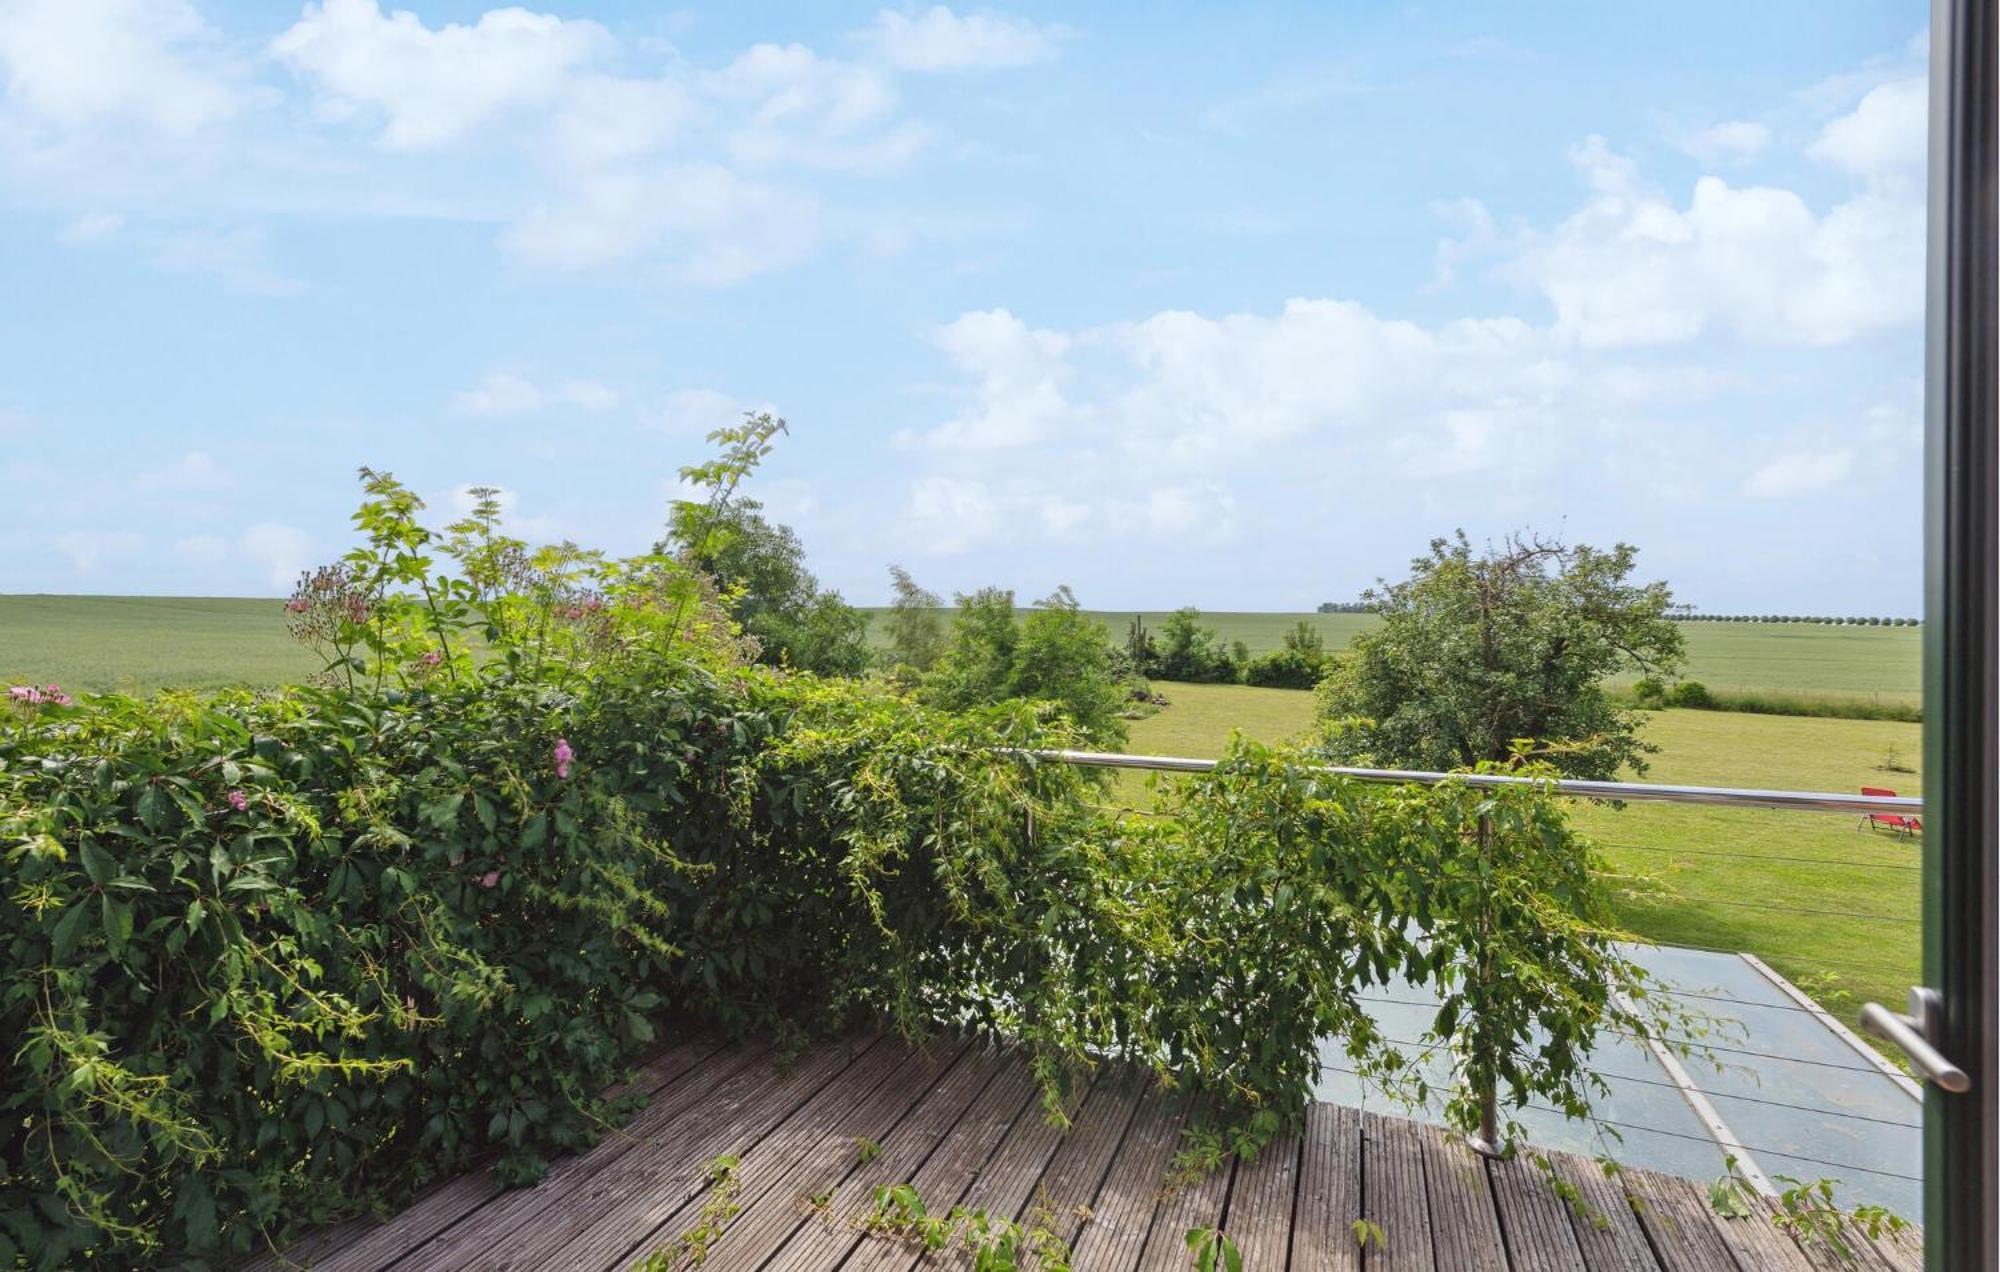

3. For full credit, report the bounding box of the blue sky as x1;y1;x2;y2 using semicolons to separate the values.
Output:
0;1;1928;611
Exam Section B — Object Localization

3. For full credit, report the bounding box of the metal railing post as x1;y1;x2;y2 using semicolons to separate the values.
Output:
1467;809;1502;1158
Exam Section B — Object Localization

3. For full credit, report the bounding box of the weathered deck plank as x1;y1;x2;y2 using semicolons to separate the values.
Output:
1224;1129;1301;1269
1545;1154;1661;1272
548;1031;928;1272
836;1062;1043;1272
468;1031;877;1272
1066;1086;1184;1271
1485;1151;1587;1272
1620;1169;1741;1272
1417;1125;1506;1272
1132;1152;1232;1272
1362;1111;1435;1271
255;1030;1916;1272
684;1037;976;1271
382;1035;774;1271
746;1045;1004;1272
1290;1101;1363;1272
243;1028;724;1272
1032;1078;1145;1248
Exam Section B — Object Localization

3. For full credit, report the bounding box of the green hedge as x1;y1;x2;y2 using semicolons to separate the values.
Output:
0;669;1096;1267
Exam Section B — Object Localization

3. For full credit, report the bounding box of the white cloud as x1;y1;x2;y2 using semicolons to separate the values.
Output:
863;6;1066;73
1743;448;1856;497
1511;130;1923;348
57;211;123;243
449;370;620;417
646;387;755;434
173;533;229;563
1676;119;1771;164
239;522;313;588
502;162;823;282
49;529;143;574
133;449;232;493
888;297;1636;557
0;0;238;139
431;482;561;540
1808;76;1925;187
901;308;1073;449
151;226;305;296
271;0;610;150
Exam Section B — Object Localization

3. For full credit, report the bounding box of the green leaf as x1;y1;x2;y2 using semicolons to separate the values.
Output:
78;840;116;886
101;894;133;956
49;900;90;961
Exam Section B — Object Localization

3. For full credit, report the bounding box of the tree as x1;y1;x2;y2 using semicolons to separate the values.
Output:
1314;532;1684;779
1155;607;1240;683
881;565;946;672
1125;614;1159;677
922;586;1127;744
660;497;870;677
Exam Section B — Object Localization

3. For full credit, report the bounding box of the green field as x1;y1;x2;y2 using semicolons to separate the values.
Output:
871;607;1922;706
0;595;318;694
6;595;1923;707
1117;682;1920;1026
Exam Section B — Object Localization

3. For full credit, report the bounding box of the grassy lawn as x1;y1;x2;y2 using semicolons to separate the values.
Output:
1119;682;1920;1025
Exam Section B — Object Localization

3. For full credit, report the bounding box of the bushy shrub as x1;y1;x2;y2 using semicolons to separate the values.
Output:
1667;680;1714;708
1244;647;1322;689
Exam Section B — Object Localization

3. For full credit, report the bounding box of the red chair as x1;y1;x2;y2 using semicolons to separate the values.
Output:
1859;786;1923;837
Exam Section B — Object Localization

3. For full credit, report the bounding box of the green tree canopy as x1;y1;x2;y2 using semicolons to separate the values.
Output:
1153;607;1240;683
880;564;947;673
660;496;869;677
921;585;1127;745
1314;532;1683;779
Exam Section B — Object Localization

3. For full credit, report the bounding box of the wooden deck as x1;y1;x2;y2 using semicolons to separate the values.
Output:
249;1029;1924;1272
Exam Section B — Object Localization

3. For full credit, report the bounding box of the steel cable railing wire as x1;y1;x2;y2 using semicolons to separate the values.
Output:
1318;1056;1923;1184
1349;996;1903;1079
1340;1037;1915;1129
1064;750;1926;1189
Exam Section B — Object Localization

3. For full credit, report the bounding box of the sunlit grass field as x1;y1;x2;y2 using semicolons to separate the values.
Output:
6;594;1922;707
0;595;317;693
1119;683;1921;1025
868;607;1923;706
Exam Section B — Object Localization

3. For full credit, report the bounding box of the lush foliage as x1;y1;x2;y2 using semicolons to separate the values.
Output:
1315;532;1684;779
2;443;1666;1266
661;447;871;678
918;586;1130;746
1243;621;1329;689
1137;607;1244;684
879;565;948;677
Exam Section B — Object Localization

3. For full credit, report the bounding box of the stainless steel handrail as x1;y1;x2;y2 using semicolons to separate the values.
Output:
1026;749;1925;816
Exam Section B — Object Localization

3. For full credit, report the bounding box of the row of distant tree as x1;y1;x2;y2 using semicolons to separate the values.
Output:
1672;613;1921;626
1321;598;1923;626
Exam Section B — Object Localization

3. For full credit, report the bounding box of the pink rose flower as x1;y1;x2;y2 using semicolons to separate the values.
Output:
554;737;575;780
226;789;248;812
479;870;501;889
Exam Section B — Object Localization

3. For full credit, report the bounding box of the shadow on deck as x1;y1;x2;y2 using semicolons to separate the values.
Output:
246;1028;1923;1271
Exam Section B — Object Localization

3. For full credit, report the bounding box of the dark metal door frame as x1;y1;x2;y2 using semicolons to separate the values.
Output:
1925;2;1999;1267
